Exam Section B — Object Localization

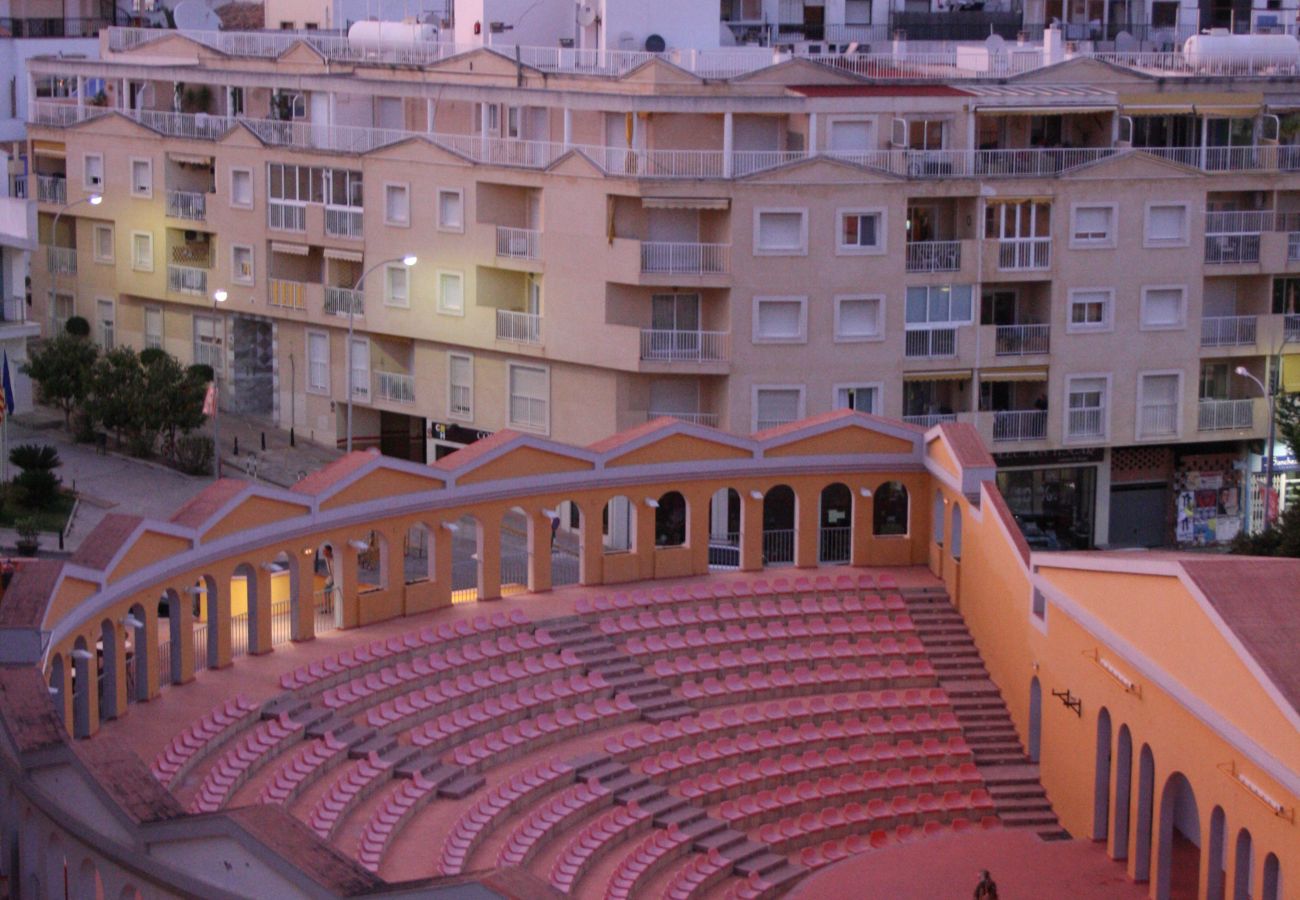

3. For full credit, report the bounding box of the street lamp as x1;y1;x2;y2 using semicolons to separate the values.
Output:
346;255;416;453
212;289;228;478
1235;365;1278;527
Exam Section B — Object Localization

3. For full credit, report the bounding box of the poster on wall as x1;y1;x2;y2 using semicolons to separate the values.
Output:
1176;491;1195;543
1176;469;1244;546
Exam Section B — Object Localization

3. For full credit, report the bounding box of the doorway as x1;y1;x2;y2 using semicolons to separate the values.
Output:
231;316;274;418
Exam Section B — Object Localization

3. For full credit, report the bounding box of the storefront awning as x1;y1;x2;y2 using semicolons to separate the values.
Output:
642;197;730;210
1121;91;1263;116
903;369;972;382
32;140;65;157
270;241;309;256
979;366;1048;382
1283;355;1300;393
168;152;213;165
975;106;1114;116
324;248;363;263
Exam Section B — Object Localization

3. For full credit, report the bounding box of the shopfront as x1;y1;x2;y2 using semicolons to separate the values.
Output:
428;421;493;461
994;448;1103;550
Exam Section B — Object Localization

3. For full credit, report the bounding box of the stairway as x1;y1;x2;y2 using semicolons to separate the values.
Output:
901;587;1070;841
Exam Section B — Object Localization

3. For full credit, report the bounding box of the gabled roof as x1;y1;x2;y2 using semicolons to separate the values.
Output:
587;417;686;454
0;667;66;754
0;560;64;629
71;513;145;571
72;739;185;823
756;408;920;442
983;481;1031;566
221;805;384;895
170;480;250;530
291;449;381;495
433;429;528;470
935;422;995;469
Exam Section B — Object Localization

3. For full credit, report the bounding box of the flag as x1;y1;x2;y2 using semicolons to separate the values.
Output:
0;350;11;422
202;383;217;416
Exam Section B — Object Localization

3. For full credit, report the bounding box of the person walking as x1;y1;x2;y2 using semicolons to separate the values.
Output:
974;870;999;899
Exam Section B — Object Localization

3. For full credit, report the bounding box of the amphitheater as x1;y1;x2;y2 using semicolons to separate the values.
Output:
0;412;1295;899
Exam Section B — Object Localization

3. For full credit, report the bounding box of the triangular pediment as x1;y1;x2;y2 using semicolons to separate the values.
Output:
107;527;194;584
1062;148;1199;179
71;112;166;141
199;494;315;543
733;57;865;87
116;31;210;61
604;431;754;468
619;57;703;86
739;153;899;184
217;124;264;149
548;148;609;177
424;47;529;80
456;444;596;484
320;463;445;510
1011;55;1152;86
276;40;329;67
365;135;474;167
766;421;919;458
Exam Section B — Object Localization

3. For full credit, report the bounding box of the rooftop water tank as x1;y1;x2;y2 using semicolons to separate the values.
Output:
348;20;439;49
1183;29;1299;64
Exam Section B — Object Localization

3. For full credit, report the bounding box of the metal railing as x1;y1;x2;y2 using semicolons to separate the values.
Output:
314;590;336;636
1287;314;1300;342
647;410;720;427
1205;210;1274;234
905;241;961;273
640;242;731;275
1067;408;1104;439
324;286;363;317
269;200;306;232
509;395;547;431
708;532;741;569
639;329;730;363
902;413;957;428
325;206;363;239
450;384;472;418
994;324;1049;356
904;328;956;358
755;418;797;431
192;623;208;674
819;527;851;564
495;226;540;260
0;16;116;36
997;237;1051;271
1200;315;1257;347
1290;233;1300;262
1204;234;1260;264
165;189;206;220
991;409;1048;442
270;600;292;646
495;310;542;345
229;612;248;660
36;174;66;205
9;175;27;199
762;529;795;566
158;640;172;686
46;245;77;275
375;370;415;404
1198;398;1254;431
268;278;306;311
1139;402;1178;437
167;264;207;296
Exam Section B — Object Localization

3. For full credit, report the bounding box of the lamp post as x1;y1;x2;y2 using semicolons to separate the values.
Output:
48;192;101;329
346;254;416;454
1235;365;1277;527
212;289;228;478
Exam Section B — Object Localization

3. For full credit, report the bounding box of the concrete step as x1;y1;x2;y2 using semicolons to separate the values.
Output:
569;753;611;777
594;661;644;678
543;622;595;639
966;732;1023;745
1000;811;1061;828
679;817;727;840
602;772;651;796
394;758;461;784
695;829;746;854
733;852;789;878
719;839;768;865
438;773;486;799
349;733;398;759
1038;828;1074;842
604;672;659;690
980;764;1043;785
640;795;689;819
583;761;629;783
262;695;314;721
617;784;667;806
759;864;808;892
989;785;1049;801
996;799;1055;814
655;805;706;829
975;751;1032;766
643;705;696;722
287;706;334;730
624;684;672;701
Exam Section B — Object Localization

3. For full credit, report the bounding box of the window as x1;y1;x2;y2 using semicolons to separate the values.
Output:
754;210;808;255
83;153;103;189
438;189;464;232
130;158;152;198
905;285;974;326
827;118;875;153
1066;376;1107;440
873;481;909;535
753;296;807;343
144;306;162;350
47;292;73;335
1067;289;1113;332
96;298;114;350
92;224;114;263
130;231;153;271
1141;286;1186;329
835;296;883;341
1070;204;1116;248
753;386;804;431
834;384;881;413
1145;203;1189;247
230;167;253;208
449;353;473;420
508;363;549;433
307;330;329;394
384;183;410;226
194;315;222;373
437;271;463;315
893;118;946;150
837;209;885;254
231;245;253;284
385;264;409;307
1138;372;1181;437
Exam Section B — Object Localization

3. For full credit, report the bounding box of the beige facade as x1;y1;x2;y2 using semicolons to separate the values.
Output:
22;29;1300;544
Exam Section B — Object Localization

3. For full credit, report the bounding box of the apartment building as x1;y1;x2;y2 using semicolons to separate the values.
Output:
21;23;1300;550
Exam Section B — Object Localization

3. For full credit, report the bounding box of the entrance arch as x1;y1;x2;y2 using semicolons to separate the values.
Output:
1156;771;1201;900
1262;852;1280;900
655;492;687;547
1114;724;1133;859
126;603;148;703
450;514;481;603
500;506;531;592
1093;707;1112;841
818;483;852;564
762;485;796;566
707;488;741;569
550;500;582;587
48;654;65;729
1135;743;1156;882
1233;829;1253;900
1207;806;1227;900
99;620;119;721
1027;676;1042;763
71;636;92;738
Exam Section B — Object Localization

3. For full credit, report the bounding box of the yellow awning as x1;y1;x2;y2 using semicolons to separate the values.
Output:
903;369;972;382
270;241;309;256
1121;91;1262;116
1283;355;1300;394
324;248;363;263
980;367;1048;382
32;140;65;157
643;197;730;210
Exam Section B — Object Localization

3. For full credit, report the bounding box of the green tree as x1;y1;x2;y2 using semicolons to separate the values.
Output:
21;334;98;428
144;353;208;460
9;443;62;509
1276;391;1300;463
86;347;146;450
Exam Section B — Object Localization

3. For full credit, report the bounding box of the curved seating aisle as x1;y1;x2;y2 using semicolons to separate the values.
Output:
150;695;258;787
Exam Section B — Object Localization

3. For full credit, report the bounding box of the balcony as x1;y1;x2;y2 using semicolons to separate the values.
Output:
639;329;730;363
324;286;364;318
8;175;26;199
269;201;307;233
1138;402;1178;438
495;309;542;345
45;246;76;275
1200;315;1257;347
1289;232;1300;262
165;190;206;221
268;278;307;312
1288;314;1300;342
495;226;541;261
640;242;730;276
35;175;65;206
902;413;957;428
994;324;1049;356
325;206;363;239
167;265;208;296
1067;408;1104;440
990;409;1048;443
996;237;1050;272
1198;398;1254;432
1204;234;1261;265
904;328;956;359
647;410;720;427
905;241;961;273
375;371;415;404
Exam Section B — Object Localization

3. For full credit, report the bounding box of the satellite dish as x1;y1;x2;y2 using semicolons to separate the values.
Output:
173;0;221;31
576;2;597;27
984;33;1005;53
644;33;666;52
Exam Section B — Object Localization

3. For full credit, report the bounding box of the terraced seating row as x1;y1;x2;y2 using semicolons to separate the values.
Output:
449;695;640;771
190;713;305;813
357;766;462;872
753;793;996;855
663;848;738;900
548;803;654;893
436;758;575;876
679;659;937;706
308;752;395;839
646;639;926;684
150;694;258;786
605;826;694;900
258;733;351;805
598;605;910;642
573;572;900;616
498;781;612;868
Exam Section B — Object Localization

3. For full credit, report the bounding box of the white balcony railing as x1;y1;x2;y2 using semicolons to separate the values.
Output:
9;175;27;199
45;245;77;275
1067;407;1104;439
1287;314;1300;342
902;413;958;428
639;329;730;363
904;241;961;273
904;328;956;358
640;242;731;275
325;206;363;239
1198;398;1254;431
324;286;363;318
997;237;1051;271
495;226;541;260
1200;315;1257;347
1139;402;1178;437
991;409;1048;442
1204;210;1273;234
268;278;306;311
1204;233;1261;264
495;309;542;345
167;264;208;296
36;175;66;205
1289;232;1300;262
165;189;206;221
375;371;415;404
647;410;720;427
994;324;1049;356
2;297;26;324
269;200;306;232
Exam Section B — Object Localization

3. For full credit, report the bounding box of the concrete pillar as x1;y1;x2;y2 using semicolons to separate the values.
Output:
531;511;553;593
339;545;361;629
722;111;734;179
579;508;603;586
794;489;820;568
740;490;764;572
292;557;315;642
808;112;818;155
384;528;406;595
251;567;274;654
685;487;712;576
480;101;492;157
477;518;501;600
851;488;874;567
104;621;127;720
174;591;196;685
431;524;454;608
634;497;657;581
207;575;232;670
53;654;73;734
562;107;573;148
142;601;162;700
76;76;85;109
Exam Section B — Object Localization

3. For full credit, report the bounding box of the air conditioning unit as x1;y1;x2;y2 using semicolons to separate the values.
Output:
90;175;101;185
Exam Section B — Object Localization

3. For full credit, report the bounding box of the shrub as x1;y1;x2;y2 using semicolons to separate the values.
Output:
15;469;59;508
15;517;40;551
139;347;168;367
188;363;215;384
64;315;90;337
10;443;60;472
72;409;98;444
175;434;214;475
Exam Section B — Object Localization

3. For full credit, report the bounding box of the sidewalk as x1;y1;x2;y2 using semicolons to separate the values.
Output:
1;407;344;556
